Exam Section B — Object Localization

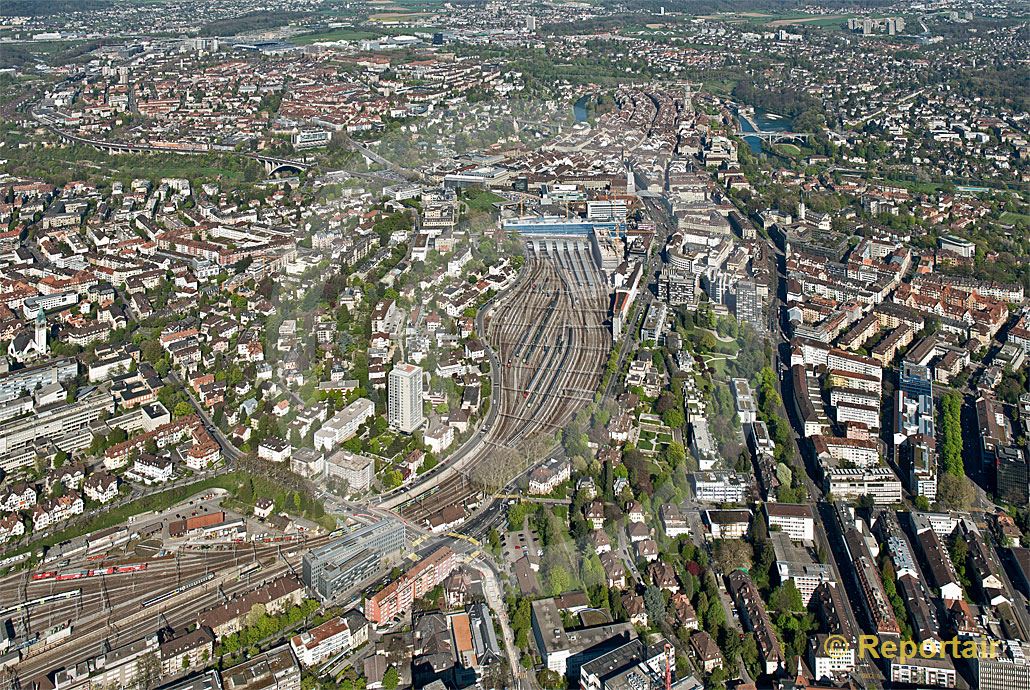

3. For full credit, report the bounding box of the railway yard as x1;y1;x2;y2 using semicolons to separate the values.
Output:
0;237;616;686
388;238;610;526
0;530;329;684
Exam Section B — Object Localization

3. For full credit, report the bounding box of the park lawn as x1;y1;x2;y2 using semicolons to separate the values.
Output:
464;189;505;213
774;143;802;158
707;357;729;378
0;140;263;189
714;337;740;357
702;78;738;96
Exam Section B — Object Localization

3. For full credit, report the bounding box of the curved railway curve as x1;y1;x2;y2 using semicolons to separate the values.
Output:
386;238;610;526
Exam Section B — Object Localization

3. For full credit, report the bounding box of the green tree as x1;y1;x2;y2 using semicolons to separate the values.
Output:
769;582;804;613
644;586;666;624
383;666;399;690
661;407;685;429
936;473;974;511
713;539;752;572
666;441;686;466
940;392;964;476
238;476;254;504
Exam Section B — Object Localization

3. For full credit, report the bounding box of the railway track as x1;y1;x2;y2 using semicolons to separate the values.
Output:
398;244;609;524
6;536;330;681
1;538;327;636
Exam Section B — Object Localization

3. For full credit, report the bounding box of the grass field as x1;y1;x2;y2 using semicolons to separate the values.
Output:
774;143;802;158
369;12;433;22
372;0;449;8
1000;212;1030;226
692;11;854;30
1;475;241;562
464;189;504;213
702;78;738;96
767;14;849;27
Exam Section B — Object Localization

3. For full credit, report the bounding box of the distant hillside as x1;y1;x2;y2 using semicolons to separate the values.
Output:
1;1;113;16
197;10;310;37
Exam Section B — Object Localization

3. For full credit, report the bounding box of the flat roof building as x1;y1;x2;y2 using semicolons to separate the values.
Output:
388;363;424;434
325;449;375;493
530;598;635;677
221;645;300;690
772;532;835;605
313;398;375;452
825;467;902;505
765;503;815;542
302;521;406;602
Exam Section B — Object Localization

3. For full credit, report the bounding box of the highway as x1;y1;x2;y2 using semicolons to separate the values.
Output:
344;135;423;182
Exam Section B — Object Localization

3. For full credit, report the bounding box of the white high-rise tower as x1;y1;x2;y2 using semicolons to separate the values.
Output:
388;363;424;433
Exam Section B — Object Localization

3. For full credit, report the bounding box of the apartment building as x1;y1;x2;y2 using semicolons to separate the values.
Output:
388;363;424;433
325;449;375;493
812;435;880;467
220;645;301;690
290;617;352;667
366;547;457;625
727;570;784;675
313;397;375;452
764;503;815;542
825;467;902;505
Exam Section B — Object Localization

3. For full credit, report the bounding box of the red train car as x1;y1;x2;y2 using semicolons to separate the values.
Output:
55;571;86;581
115;563;148;573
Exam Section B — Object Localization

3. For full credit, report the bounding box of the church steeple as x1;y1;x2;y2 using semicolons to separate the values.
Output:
35;308;47;355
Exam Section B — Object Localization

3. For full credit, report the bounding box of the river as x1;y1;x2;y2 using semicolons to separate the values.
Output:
737;108;793;153
573;94;591;123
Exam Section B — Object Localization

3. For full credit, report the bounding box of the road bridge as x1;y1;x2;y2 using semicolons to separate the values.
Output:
735;129;812;144
40;125;311;175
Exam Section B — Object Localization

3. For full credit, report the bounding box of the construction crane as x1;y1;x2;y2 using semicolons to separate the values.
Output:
664;641;673;690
